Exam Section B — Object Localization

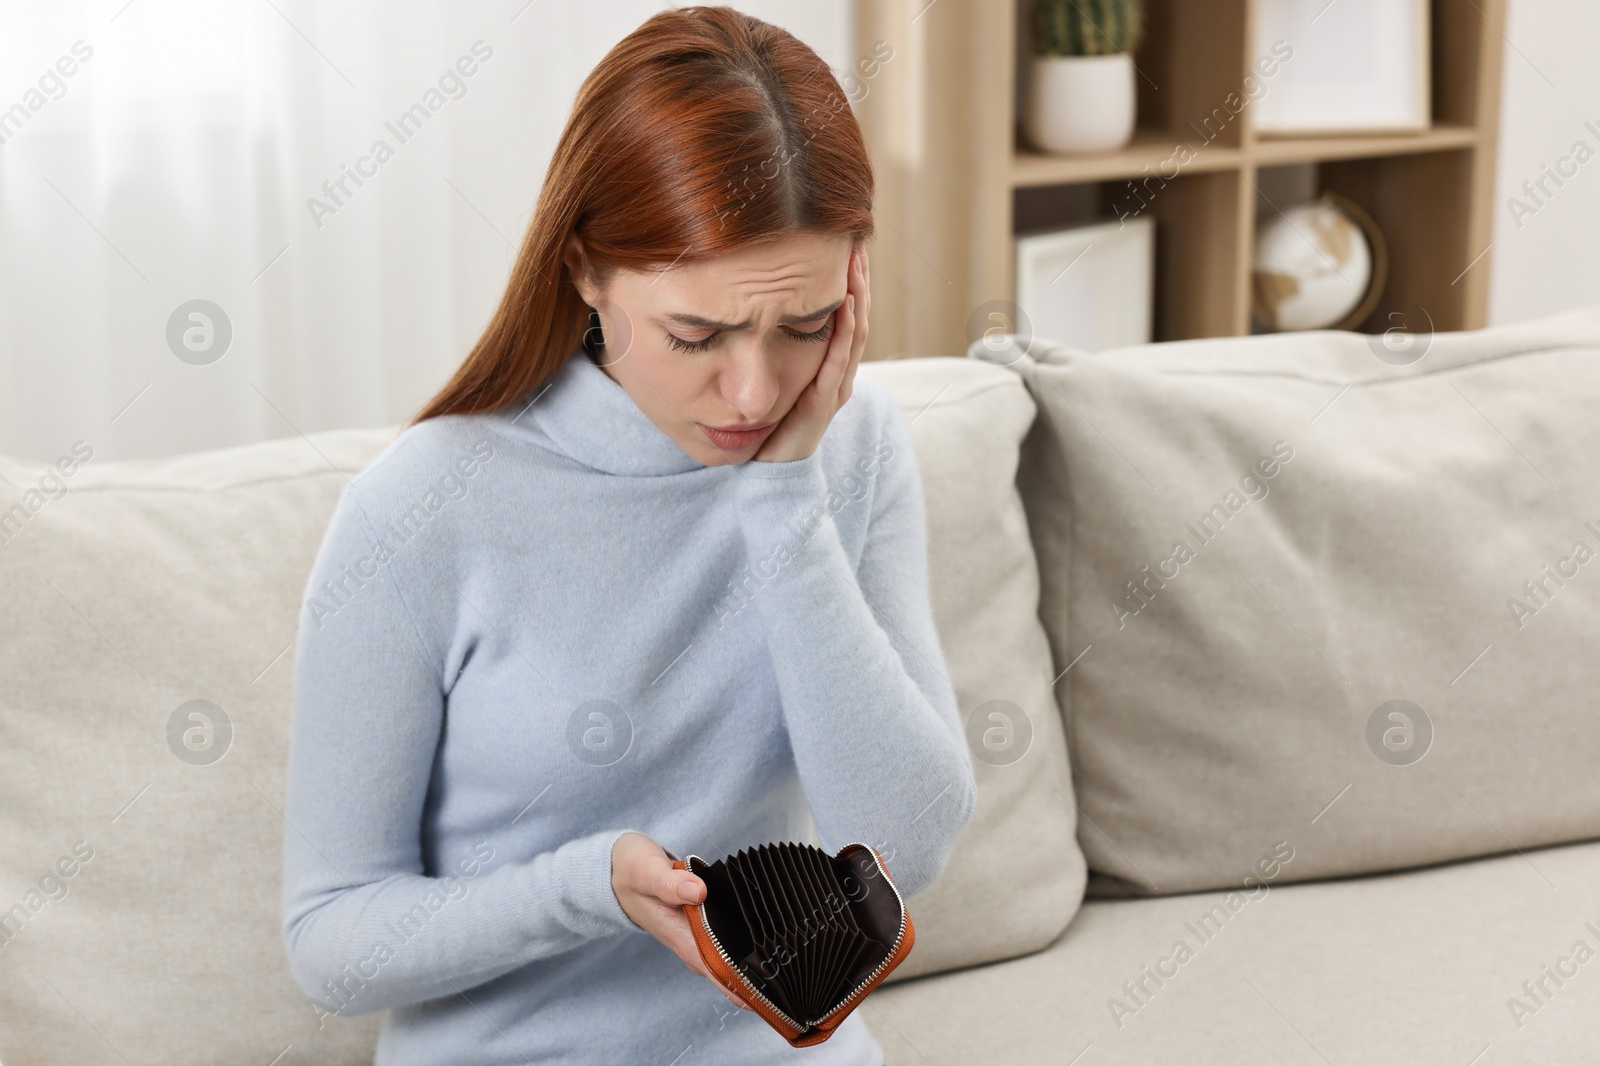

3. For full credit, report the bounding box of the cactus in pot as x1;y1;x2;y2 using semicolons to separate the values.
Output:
1024;0;1145;153
1030;0;1145;58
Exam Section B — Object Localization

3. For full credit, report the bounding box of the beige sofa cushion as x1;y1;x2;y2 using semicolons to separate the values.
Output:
995;306;1600;896
860;358;1086;982
0;430;392;1065
0;356;1080;1063
871;839;1600;1064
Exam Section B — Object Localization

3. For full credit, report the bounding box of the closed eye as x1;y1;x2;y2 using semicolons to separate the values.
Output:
664;332;715;353
663;320;832;353
785;321;833;344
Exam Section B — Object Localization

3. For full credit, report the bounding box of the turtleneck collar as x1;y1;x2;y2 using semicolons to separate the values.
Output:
517;323;711;477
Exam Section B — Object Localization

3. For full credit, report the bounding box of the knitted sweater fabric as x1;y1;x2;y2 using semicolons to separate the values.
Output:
280;341;977;1064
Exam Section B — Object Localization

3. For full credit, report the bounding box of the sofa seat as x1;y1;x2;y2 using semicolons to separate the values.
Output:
868;840;1600;1065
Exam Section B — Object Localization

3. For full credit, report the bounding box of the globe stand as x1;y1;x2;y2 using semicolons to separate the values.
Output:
1322;191;1390;333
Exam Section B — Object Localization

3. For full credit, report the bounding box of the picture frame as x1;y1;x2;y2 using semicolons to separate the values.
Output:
1013;216;1154;354
1251;0;1431;136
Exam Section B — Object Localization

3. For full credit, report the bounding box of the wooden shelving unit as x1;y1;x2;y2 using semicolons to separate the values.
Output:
853;0;1506;358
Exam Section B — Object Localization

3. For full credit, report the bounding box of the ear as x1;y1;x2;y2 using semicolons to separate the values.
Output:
564;235;596;305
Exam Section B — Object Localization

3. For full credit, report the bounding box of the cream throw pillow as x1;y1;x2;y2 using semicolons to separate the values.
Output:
861;357;1086;981
0;430;393;1064
994;307;1600;895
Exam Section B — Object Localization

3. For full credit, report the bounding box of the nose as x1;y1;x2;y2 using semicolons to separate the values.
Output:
720;344;782;421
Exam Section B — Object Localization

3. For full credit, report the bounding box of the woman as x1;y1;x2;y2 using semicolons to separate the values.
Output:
280;7;975;1064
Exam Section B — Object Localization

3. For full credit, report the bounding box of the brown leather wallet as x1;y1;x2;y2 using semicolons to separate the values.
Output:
671;840;915;1047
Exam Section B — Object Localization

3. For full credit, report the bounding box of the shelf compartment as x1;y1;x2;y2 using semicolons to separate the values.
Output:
1013;129;1244;188
1251;124;1480;164
1317;148;1481;334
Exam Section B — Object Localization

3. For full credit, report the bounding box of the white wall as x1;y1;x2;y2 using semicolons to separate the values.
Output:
0;1;852;464
1487;0;1600;324
0;1;1592;464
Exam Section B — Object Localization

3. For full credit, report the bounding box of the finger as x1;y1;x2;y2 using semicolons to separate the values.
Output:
812;288;855;404
654;904;752;1012
693;957;751;1011
669;871;705;904
853;241;868;307
840;292;864;406
666;918;750;1010
838;250;868;405
836;251;859;366
643;857;705;905
860;246;871;327
654;900;712;971
854;246;869;338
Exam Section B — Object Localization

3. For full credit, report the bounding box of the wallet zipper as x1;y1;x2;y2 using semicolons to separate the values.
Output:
684;842;910;1039
814;842;909;1029
687;869;808;1034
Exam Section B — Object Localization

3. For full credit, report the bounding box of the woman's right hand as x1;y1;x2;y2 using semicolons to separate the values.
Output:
611;831;751;1013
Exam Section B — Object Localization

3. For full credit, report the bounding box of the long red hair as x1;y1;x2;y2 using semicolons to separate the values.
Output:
410;6;875;425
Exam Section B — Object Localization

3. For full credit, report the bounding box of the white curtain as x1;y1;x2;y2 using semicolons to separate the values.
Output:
0;0;851;463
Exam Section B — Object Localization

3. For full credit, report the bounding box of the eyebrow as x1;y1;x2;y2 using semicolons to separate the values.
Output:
663;299;843;332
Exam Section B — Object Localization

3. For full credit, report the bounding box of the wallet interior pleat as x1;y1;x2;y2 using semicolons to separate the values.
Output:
696;842;894;1024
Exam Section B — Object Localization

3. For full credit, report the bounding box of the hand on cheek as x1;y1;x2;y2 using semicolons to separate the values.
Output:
750;244;870;464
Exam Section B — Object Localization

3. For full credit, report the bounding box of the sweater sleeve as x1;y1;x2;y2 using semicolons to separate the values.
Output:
733;393;977;899
280;483;644;1017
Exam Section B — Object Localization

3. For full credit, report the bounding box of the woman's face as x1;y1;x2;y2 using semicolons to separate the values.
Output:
564;230;855;466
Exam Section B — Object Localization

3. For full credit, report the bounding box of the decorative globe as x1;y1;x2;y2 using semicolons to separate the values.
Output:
1252;196;1374;332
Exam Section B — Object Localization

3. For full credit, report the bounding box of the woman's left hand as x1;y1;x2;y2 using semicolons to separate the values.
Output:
751;242;870;464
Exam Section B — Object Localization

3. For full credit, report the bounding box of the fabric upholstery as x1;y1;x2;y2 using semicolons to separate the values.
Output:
870;839;1600;1064
858;358;1086;982
988;307;1600;896
0;355;1082;1062
0;429;394;1064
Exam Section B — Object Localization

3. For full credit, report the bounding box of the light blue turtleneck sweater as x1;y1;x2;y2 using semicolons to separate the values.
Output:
280;340;977;1065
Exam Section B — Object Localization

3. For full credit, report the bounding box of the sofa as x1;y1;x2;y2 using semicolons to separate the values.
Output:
2;306;1598;1064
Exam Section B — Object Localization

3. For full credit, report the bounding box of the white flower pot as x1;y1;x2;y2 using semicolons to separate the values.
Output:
1024;54;1137;154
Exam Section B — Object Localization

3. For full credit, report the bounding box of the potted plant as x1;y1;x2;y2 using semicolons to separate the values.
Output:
1023;0;1144;154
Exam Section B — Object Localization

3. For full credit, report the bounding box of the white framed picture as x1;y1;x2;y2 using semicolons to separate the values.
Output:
1014;215;1154;354
1252;0;1430;135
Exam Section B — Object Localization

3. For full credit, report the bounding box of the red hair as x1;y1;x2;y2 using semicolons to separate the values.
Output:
411;5;875;425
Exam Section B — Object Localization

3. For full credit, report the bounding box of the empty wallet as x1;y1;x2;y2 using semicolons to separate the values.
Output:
670;840;915;1047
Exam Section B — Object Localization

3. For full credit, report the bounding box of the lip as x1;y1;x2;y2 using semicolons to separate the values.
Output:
697;421;776;449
